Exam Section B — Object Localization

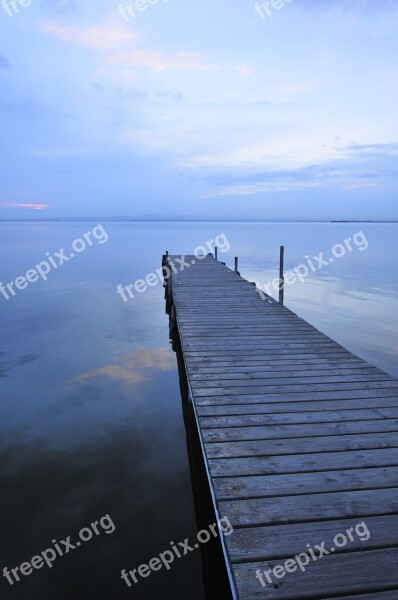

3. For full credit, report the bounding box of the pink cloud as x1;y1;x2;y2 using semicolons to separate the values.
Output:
109;50;219;72
41;22;136;50
1;203;50;211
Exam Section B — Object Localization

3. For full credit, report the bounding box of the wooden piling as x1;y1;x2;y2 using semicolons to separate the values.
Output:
279;245;285;305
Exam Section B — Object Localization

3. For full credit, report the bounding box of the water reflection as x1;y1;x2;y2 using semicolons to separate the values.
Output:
0;424;204;599
71;348;175;390
0;353;40;378
0;221;397;599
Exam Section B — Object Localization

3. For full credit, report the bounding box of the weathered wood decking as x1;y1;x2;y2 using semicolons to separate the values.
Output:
164;253;398;599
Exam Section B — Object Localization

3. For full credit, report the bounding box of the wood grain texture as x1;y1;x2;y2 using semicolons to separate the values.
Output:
227;514;398;562
219;487;398;526
213;466;398;500
203;419;398;443
233;549;398;599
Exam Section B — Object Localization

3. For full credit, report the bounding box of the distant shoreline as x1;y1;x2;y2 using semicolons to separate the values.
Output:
0;219;397;224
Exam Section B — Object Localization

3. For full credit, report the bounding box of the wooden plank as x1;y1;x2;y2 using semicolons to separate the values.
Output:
179;325;319;331
181;331;331;338
233;549;398;599
189;354;369;373
193;382;398;398
209;447;398;477
197;399;398;417
203;419;398;443
184;342;343;350
184;346;357;353
214;466;398;500
220;487;398;527
196;389;398;406
186;356;359;366
189;366;383;380
192;374;394;390
197;398;398;411
199;408;398;429
227;514;398;562
206;431;398;458
324;592;398;600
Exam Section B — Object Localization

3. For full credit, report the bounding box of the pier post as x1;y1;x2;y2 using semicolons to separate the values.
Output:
279;245;285;305
235;257;238;273
214;247;218;261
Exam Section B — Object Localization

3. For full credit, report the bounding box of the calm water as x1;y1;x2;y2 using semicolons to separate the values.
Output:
0;222;397;599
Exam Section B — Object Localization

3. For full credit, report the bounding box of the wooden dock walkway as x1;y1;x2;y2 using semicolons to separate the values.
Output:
164;253;398;599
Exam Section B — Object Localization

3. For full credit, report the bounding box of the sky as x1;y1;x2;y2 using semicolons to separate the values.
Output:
0;0;397;220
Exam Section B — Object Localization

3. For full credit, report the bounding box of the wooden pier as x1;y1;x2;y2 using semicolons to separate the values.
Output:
163;253;398;599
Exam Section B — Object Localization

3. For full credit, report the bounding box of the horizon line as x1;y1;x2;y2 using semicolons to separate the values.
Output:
0;218;397;223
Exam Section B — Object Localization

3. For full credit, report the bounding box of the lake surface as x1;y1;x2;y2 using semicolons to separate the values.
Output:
0;221;397;599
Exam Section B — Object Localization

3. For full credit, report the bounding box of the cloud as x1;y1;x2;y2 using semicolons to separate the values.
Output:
340;142;398;156
41;22;136;50
281;81;314;94
90;81;103;92
117;87;184;102
71;348;174;390
109;50;219;72
0;203;50;210
235;64;256;77
40;20;217;73
202;147;398;197
203;181;321;197
0;55;11;69
343;183;378;190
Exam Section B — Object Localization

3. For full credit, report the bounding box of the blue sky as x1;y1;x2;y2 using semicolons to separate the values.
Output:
0;0;397;220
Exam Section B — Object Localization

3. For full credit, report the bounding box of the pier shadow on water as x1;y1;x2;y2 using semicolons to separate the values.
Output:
165;277;233;600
